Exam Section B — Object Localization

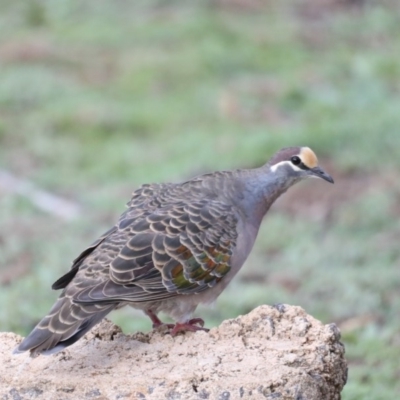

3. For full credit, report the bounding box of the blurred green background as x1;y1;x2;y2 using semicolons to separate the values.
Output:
0;0;399;398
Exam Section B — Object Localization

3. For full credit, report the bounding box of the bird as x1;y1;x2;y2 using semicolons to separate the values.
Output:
14;146;333;357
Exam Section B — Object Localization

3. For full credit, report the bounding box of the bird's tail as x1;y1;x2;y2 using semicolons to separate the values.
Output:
13;294;115;357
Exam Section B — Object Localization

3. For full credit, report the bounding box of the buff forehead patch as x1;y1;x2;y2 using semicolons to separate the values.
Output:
300;147;318;168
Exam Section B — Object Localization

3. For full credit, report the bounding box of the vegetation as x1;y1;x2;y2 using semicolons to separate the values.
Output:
0;1;399;398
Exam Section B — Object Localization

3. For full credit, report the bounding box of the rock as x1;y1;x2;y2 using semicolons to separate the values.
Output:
0;305;347;399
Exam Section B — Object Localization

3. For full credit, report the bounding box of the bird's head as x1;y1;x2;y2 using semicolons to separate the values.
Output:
267;146;334;184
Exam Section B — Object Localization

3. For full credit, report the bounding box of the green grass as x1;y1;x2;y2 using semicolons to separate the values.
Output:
1;1;400;398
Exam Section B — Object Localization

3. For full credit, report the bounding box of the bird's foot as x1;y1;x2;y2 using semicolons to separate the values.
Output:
145;310;208;335
170;318;209;336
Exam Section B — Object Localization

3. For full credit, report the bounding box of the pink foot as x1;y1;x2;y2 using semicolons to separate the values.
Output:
145;311;208;335
170;318;209;336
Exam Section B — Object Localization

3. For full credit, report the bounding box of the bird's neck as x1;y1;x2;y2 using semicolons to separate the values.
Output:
234;167;299;224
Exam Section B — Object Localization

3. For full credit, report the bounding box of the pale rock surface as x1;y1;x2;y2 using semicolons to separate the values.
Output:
0;305;347;399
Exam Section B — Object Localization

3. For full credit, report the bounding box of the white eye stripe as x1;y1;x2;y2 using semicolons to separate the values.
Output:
270;160;302;172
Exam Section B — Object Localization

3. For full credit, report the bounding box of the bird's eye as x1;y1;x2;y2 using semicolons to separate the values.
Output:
291;156;301;165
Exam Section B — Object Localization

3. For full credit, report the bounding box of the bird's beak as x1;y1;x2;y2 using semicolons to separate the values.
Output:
309;166;334;184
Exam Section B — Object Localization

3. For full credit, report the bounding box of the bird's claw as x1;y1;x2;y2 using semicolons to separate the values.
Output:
169;318;209;336
187;318;205;328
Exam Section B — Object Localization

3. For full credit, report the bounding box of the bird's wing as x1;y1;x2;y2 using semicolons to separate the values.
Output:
51;225;118;290
70;196;238;305
50;182;167;292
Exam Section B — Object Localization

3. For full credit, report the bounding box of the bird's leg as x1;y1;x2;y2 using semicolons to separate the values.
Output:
144;310;173;329
170;318;209;336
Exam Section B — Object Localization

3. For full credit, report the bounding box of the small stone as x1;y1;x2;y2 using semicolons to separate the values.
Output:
85;389;101;398
9;389;22;400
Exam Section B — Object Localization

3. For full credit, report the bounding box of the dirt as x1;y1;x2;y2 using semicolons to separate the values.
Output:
1;305;347;400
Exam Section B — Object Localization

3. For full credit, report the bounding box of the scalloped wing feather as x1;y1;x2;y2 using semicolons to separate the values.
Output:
69;184;238;305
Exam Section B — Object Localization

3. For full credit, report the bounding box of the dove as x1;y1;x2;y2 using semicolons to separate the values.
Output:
14;146;333;356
